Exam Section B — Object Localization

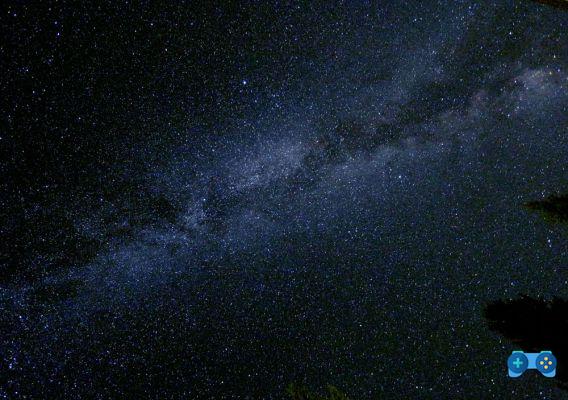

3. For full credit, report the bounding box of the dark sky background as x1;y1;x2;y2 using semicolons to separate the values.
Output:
1;1;567;399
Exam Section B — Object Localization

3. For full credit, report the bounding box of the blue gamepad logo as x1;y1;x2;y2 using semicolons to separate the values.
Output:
508;350;556;378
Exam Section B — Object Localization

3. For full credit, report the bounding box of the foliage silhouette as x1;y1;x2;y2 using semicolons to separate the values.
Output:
524;194;568;225
485;296;568;389
486;192;568;390
286;383;350;400
531;0;568;10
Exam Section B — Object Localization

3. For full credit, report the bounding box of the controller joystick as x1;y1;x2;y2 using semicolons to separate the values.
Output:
507;350;556;378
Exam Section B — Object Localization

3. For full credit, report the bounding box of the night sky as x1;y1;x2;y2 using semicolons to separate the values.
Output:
1;1;567;399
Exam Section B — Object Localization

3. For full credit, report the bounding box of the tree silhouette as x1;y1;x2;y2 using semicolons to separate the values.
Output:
286;383;350;400
531;0;568;10
524;194;568;225
485;192;568;390
485;296;568;389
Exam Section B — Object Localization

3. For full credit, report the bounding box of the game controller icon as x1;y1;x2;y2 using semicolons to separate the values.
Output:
508;350;556;378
